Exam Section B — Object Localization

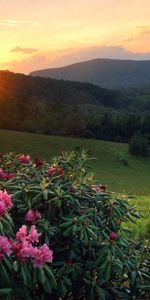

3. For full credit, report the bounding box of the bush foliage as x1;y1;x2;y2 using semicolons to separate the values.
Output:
129;135;149;157
0;151;149;299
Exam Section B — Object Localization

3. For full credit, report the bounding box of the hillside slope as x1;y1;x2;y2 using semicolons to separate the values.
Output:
0;70;150;142
0;70;119;107
30;58;150;88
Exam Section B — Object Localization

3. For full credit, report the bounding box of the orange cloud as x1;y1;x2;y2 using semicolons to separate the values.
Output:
124;25;150;43
10;47;38;54
2;45;150;74
0;19;40;27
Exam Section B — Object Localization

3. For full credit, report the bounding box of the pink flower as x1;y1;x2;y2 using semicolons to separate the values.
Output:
13;225;53;267
91;185;103;193
34;158;43;167
0;202;6;217
20;240;33;259
12;240;33;262
28;225;41;244
48;166;65;178
25;209;35;222
91;184;106;193
30;247;41;267
31;244;53;268
34;210;41;220
11;242;22;256
109;232;118;241
40;244;53;263
70;186;76;193
16;225;27;241
0;169;13;180
48;166;56;177
0;190;12;208
57;167;65;179
2;172;13;180
0;236;12;260
18;154;30;164
0;190;13;217
25;209;41;222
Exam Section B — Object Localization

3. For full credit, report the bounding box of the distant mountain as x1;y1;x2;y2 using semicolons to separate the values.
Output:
30;58;150;88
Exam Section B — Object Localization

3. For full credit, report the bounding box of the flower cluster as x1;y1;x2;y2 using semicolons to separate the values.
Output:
12;225;53;268
25;209;41;222
91;184;106;193
109;231;118;241
0;168;13;180
48;166;64;178
18;154;30;164
70;186;76;193
0;236;12;260
34;158;43;167
0;190;13;217
31;244;53;268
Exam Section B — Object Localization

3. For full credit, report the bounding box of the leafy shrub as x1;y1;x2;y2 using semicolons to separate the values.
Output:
129;135;149;157
115;150;129;166
0;151;149;299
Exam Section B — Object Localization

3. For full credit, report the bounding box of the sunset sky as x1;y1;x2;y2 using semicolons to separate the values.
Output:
0;0;150;74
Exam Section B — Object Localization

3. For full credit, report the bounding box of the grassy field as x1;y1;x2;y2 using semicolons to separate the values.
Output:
0;129;149;239
125;195;150;239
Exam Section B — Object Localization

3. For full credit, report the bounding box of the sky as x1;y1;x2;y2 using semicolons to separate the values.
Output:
0;0;150;74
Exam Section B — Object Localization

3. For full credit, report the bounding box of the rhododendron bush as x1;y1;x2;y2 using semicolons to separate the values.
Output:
0;151;149;300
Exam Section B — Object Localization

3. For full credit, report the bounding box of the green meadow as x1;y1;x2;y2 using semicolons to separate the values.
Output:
0;129;149;239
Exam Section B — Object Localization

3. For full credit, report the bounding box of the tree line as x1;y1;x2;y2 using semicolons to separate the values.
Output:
0;71;150;145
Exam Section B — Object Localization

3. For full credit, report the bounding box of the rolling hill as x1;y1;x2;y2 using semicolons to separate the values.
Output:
0;70;150;142
0;70;119;107
30;58;150;89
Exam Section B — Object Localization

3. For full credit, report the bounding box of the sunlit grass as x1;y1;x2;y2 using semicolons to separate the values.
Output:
126;195;150;240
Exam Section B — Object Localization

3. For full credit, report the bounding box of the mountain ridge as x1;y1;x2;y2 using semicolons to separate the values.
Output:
30;58;150;89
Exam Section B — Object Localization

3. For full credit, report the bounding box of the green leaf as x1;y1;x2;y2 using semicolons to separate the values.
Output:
59;281;67;296
20;265;27;284
89;288;94;300
0;221;4;234
0;263;10;284
4;258;12;270
13;261;19;272
96;286;106;300
44;265;57;289
86;227;97;240
63;225;73;236
60;221;73;228
1;219;14;235
104;263;111;282
137;285;150;291
43;189;48;200
130;271;137;285
43;279;52;293
140;271;150;281
0;289;12;296
37;268;46;284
